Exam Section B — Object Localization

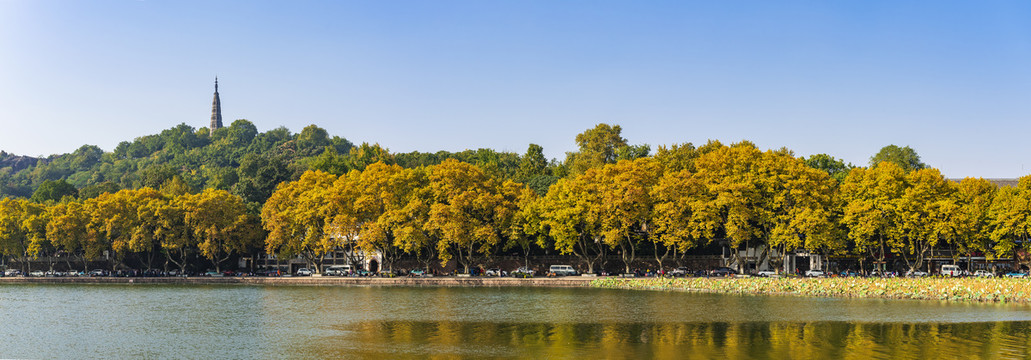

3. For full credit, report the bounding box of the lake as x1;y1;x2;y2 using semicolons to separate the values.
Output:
1;284;1030;359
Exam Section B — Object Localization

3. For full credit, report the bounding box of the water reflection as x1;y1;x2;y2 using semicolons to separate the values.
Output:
2;285;1031;359
332;320;1031;359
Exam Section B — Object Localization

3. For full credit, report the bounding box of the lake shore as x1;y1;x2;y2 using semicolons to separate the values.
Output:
10;275;1027;304
590;277;1031;304
0;275;595;287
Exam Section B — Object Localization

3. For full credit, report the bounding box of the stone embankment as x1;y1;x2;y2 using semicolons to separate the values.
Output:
0;276;595;287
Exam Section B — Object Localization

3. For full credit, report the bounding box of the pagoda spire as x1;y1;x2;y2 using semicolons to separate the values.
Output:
209;77;223;133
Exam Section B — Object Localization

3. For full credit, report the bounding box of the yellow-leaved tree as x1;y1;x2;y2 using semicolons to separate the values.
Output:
352;162;427;272
988;176;1031;267
692;142;769;273
651;168;718;270
425;159;519;274
895;168;957;273
262;170;337;273
840;162;906;273
540;174;606;273
0;198;46;273
596;158;662;273
761;151;838;273
181;188;261;273
46;201;92;272
951;178;996;270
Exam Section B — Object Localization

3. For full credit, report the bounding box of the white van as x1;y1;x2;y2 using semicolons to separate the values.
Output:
941;264;962;277
549;265;577;276
325;265;353;276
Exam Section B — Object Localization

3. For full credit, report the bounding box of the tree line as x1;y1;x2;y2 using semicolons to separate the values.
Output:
0;180;261;274
1;122;1027;274
264;140;1029;274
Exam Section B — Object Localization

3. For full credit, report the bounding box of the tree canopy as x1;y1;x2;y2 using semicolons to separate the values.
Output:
870;145;927;172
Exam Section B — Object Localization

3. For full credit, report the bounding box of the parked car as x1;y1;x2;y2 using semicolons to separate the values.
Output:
29;270;45;277
324;265;352;276
4;269;23;277
941;264;963;277
906;270;930;277
511;267;535;278
973;270;995;278
409;269;426;277
548;265;577;276
295;268;314;276
89;269;108;277
757;270;778;277
484;268;504;277
804;269;825;277
710;267;737;277
670;267;690;277
1005;271;1028;278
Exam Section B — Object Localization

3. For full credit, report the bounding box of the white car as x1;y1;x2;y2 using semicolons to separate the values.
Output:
804;270;825;277
296;268;314;276
511;267;535;277
906;270;929;277
757;270;778;277
973;270;995;278
669;267;690;277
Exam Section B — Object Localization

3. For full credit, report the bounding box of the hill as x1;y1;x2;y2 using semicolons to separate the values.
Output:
0;120;549;208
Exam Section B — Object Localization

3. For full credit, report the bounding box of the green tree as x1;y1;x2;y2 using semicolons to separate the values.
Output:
653;143;698;173
804;154;852;183
870;145;927;172
31;179;78;203
516;144;548;181
295;125;332;156
615;144;651;161
347;143;395;171
565;123;628;175
79;181;120;199
309;146;350;175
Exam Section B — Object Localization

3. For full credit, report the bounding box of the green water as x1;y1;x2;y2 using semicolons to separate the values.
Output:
1;284;1030;359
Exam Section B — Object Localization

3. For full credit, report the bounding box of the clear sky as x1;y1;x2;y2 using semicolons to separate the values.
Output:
1;1;1029;178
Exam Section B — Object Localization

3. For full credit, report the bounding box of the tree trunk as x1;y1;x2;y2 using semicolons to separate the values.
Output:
653;241;670;274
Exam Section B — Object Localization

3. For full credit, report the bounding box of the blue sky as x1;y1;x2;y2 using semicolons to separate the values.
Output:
1;1;1029;178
